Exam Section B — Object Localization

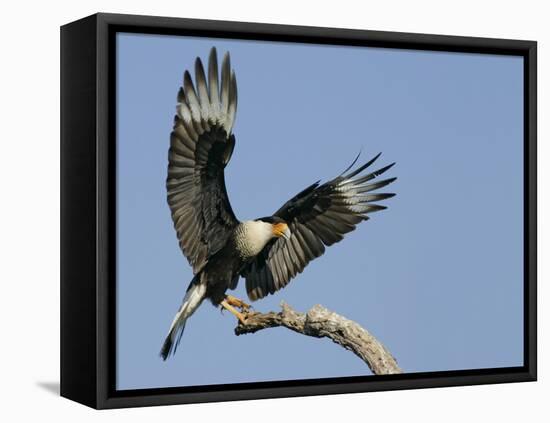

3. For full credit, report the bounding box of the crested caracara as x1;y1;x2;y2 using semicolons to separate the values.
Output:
161;47;396;360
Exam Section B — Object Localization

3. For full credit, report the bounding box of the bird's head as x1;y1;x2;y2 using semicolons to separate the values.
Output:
256;216;291;240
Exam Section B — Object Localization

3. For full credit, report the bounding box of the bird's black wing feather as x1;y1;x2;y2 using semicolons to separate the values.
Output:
242;153;396;301
167;47;239;273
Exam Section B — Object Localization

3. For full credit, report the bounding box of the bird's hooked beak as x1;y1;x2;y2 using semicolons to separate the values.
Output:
273;222;291;240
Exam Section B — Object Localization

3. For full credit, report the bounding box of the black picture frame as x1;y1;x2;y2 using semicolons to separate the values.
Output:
60;12;537;409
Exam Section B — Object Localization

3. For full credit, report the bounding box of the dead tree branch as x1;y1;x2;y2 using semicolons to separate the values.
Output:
235;302;402;375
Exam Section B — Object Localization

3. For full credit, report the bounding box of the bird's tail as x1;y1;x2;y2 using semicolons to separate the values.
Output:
160;273;206;360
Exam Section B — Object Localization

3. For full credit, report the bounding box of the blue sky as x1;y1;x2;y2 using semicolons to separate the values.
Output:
116;33;524;390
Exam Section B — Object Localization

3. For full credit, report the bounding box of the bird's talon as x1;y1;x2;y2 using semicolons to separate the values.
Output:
240;302;252;312
225;295;251;312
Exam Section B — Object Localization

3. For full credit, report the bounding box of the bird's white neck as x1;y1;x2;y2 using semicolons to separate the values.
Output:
234;220;274;258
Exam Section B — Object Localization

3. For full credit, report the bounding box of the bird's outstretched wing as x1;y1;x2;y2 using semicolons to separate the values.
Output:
167;47;239;273
241;153;396;301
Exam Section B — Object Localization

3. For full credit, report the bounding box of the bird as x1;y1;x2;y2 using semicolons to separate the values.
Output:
160;47;396;360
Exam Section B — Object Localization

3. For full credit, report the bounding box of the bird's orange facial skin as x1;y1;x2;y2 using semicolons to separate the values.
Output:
272;222;290;239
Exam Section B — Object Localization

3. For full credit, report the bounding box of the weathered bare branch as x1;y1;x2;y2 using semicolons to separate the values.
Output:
234;302;402;375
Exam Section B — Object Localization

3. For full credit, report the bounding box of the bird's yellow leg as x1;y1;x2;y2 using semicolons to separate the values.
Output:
225;294;251;311
220;300;247;325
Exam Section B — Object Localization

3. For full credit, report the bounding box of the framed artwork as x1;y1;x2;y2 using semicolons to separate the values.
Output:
60;13;537;409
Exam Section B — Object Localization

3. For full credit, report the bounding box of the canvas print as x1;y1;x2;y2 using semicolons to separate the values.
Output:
116;33;524;390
